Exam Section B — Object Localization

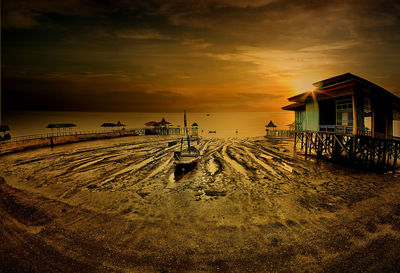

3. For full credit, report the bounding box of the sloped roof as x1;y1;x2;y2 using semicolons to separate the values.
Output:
158;118;171;125
145;121;158;126
101;123;117;127
283;73;400;110
282;102;305;111
47;123;76;128
265;120;277;128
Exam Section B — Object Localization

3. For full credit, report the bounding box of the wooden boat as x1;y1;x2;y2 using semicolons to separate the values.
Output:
174;144;200;165
169;136;200;147
173;111;200;166
208;130;216;133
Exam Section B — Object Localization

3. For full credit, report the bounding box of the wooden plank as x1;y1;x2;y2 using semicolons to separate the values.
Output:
334;134;348;156
352;94;357;135
316;132;332;156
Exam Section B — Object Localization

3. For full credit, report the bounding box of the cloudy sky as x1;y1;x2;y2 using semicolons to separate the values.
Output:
2;0;400;112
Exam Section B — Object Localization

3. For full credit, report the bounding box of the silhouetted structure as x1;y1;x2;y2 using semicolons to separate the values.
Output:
282;73;400;172
0;125;11;141
265;120;277;130
282;73;400;138
47;123;76;136
101;121;126;129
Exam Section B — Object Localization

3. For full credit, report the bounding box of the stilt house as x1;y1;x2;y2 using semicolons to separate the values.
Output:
282;73;400;139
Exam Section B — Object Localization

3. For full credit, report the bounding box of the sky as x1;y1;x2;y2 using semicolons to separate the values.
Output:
2;0;400;112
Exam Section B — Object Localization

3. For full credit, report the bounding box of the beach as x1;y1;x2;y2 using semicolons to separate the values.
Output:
1;135;400;272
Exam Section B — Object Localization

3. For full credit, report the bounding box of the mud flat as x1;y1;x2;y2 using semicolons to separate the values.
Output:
1;135;400;272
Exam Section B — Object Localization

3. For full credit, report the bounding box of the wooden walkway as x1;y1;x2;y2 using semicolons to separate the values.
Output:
293;130;400;172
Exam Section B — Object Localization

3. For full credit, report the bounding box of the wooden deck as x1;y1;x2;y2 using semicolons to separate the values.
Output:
293;130;400;172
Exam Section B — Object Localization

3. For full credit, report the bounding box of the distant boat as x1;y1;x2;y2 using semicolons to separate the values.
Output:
208;130;216;133
174;111;200;166
206;114;210;116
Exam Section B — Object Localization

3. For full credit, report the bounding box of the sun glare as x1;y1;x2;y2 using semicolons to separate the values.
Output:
289;77;317;94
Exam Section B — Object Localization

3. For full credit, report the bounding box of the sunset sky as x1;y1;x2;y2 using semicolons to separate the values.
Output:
2;0;400;112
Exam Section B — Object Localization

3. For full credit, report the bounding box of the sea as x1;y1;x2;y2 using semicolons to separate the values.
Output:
3;111;293;138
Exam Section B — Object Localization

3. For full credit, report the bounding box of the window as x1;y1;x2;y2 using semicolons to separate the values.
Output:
336;98;353;126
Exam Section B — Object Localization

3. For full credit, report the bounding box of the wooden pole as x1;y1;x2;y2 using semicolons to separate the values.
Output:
352;94;357;135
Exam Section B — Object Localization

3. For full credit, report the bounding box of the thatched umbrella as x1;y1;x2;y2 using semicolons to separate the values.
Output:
192;122;199;127
46;123;76;128
158;118;171;127
265;120;277;131
116;120;126;127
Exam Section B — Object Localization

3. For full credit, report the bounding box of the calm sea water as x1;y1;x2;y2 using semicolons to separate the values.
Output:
3;111;293;138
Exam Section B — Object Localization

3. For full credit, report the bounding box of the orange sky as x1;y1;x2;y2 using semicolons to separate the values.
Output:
2;0;400;112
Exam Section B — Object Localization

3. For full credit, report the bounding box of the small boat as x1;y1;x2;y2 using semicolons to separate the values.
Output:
174;143;200;165
208;130;216;133
174;111;200;166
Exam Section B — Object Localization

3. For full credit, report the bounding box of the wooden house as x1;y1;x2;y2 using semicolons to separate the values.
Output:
282;73;400;139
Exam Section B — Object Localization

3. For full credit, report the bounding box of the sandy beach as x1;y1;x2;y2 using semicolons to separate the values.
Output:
1;135;400;272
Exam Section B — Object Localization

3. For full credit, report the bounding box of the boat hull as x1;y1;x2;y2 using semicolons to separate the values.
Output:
173;147;200;165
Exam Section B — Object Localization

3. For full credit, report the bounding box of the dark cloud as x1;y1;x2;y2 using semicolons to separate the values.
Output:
2;0;400;112
2;74;281;112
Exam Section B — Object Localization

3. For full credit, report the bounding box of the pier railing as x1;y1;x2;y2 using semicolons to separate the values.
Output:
0;127;198;145
0;127;198;155
265;130;296;137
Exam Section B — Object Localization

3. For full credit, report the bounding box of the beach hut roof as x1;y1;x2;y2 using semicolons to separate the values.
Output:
46;123;76;128
116;120;126;126
101;121;126;127
101;123;117;127
265;121;277;128
192;122;199;127
144;121;158;126
159;118;171;125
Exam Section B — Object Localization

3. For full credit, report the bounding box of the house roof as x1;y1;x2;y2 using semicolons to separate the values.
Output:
282;102;305;111
283;73;400;110
265;120;277;128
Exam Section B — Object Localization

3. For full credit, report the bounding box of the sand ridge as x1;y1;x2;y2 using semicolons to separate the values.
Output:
1;135;400;272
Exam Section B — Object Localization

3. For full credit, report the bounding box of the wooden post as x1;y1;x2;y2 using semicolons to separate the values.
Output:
305;133;308;155
352;94;357;135
294;132;297;149
371;99;375;138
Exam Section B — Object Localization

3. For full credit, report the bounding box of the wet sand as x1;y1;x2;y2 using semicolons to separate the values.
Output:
1;135;400;272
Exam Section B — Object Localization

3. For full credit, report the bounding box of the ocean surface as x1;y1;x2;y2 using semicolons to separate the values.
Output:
3;111;293;138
